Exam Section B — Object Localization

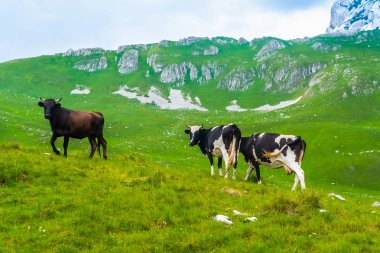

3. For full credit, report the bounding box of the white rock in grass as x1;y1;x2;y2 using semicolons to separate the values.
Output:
372;201;380;207
213;215;232;225
328;193;346;201
319;209;328;213
233;210;248;216
71;88;90;94
245;217;258;222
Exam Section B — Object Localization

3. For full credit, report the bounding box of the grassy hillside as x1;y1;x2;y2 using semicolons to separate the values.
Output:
0;31;379;252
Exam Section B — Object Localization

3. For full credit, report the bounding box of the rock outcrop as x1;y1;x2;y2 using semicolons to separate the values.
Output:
218;67;255;91
63;48;105;56
147;53;164;73
257;60;327;93
204;46;219;55
311;42;341;52
117;44;147;54
118;50;139;74
188;62;198;80
73;57;108;72
238;37;249;45
327;0;380;34
160;62;189;86
177;36;209;46
159;61;223;86
256;40;286;60
198;62;223;84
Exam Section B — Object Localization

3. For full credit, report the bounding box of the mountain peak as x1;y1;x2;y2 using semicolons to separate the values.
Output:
327;0;380;34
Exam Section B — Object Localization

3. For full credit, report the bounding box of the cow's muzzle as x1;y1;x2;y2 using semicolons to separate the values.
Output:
44;114;51;119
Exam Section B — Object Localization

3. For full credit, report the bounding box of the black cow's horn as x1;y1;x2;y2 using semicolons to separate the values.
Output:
201;124;204;128
185;125;191;129
56;98;62;102
39;97;44;101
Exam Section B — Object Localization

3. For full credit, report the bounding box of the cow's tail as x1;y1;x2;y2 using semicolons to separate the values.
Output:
229;125;241;165
97;113;105;158
262;136;301;159
298;139;307;165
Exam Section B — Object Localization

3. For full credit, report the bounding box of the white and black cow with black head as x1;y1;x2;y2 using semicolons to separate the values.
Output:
240;133;306;190
184;124;241;179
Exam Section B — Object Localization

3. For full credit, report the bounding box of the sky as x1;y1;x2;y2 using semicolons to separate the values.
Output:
0;0;335;63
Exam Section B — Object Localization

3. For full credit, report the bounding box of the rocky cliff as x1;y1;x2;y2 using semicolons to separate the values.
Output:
327;0;380;34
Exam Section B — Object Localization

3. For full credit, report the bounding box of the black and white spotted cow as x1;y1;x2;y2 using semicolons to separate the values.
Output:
184;124;241;179
240;133;307;190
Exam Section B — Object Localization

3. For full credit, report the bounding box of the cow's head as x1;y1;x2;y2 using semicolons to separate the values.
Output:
184;125;203;146
38;97;62;119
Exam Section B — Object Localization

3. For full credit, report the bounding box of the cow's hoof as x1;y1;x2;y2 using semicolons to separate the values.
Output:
54;151;60;155
103;156;108;160
258;181;262;184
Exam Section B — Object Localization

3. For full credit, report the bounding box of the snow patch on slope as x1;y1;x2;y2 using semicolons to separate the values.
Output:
252;96;302;112
113;86;207;111
70;85;90;94
226;100;248;112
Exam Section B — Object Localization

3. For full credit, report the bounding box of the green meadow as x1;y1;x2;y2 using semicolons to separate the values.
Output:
0;32;380;252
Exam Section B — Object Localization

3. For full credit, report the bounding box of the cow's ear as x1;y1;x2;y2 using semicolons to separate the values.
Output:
56;103;61;108
38;101;44;107
184;129;190;134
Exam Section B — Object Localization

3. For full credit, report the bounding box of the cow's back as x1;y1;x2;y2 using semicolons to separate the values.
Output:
53;109;104;138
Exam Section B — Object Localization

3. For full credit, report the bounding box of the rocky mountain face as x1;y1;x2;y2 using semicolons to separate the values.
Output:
327;0;380;34
60;27;380;98
118;49;139;74
73;57;108;72
218;68;255;91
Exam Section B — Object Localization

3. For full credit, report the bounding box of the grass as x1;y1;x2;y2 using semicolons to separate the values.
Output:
1;142;379;252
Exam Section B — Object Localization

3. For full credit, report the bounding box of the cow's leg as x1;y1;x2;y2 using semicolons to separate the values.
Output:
285;162;305;190
99;136;107;160
88;136;97;158
254;163;261;184
50;133;60;155
292;174;300;191
244;163;253;181
217;157;223;176
207;152;214;176
63;136;69;157
222;150;231;179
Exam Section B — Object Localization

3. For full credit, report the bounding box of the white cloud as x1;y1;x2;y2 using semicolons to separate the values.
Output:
0;0;335;62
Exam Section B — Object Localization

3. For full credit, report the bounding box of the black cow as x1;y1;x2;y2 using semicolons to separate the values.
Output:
38;98;107;159
240;133;306;190
184;124;241;179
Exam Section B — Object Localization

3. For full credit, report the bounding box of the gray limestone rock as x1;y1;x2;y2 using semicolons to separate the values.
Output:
238;37;249;45
160;62;188;86
198;62;223;84
218;67;255;91
118;50;139;74
147;53;164;73
177;36;209;46
73;56;108;72
204;46;219;55
256;40;286;59
63;48;105;57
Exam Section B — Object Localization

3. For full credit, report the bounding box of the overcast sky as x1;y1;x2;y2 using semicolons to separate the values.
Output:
0;0;335;63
